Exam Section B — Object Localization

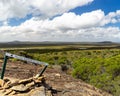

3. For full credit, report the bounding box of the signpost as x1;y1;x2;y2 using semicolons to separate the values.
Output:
0;52;48;79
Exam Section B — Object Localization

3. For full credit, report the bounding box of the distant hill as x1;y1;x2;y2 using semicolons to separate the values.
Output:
1;40;115;44
98;41;113;44
0;40;119;48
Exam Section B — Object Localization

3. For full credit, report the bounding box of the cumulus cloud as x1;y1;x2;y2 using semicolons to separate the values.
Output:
0;0;93;21
0;0;29;21
29;0;94;18
1;9;120;42
101;10;120;25
17;9;120;31
0;25;120;42
52;10;105;29
0;0;120;42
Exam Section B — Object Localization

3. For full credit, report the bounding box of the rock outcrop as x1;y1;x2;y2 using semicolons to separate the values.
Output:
0;75;53;96
0;61;113;96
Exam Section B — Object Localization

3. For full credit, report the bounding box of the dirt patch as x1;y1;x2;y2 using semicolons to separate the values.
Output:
0;60;112;96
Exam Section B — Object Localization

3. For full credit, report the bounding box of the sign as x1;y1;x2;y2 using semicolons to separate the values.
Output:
5;52;48;66
1;52;48;79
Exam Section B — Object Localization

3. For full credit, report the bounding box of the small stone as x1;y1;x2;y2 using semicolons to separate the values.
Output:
34;79;42;84
33;77;44;83
55;73;61;78
9;80;19;87
11;84;29;92
34;74;40;78
3;81;11;89
4;89;13;95
9;90;16;95
0;79;5;87
26;81;35;88
19;78;33;84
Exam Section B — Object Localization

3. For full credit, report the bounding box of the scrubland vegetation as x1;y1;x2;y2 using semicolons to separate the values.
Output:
1;45;120;95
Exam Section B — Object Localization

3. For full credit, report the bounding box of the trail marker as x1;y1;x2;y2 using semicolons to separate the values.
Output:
0;52;48;79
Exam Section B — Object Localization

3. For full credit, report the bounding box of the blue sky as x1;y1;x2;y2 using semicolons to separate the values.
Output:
0;0;120;42
71;0;120;14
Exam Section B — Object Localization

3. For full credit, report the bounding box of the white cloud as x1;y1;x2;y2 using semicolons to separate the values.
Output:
0;24;120;42
52;10;105;29
29;0;93;18
0;0;93;21
0;0;120;42
1;9;120;42
101;10;120;25
0;0;29;21
17;9;119;31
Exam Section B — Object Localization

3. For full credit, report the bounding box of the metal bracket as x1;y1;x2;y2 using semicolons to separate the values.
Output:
0;52;48;79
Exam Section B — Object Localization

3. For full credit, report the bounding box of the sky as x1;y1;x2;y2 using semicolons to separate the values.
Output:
0;0;120;42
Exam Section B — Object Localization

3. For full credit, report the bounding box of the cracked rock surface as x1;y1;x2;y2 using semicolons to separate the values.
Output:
0;61;112;96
